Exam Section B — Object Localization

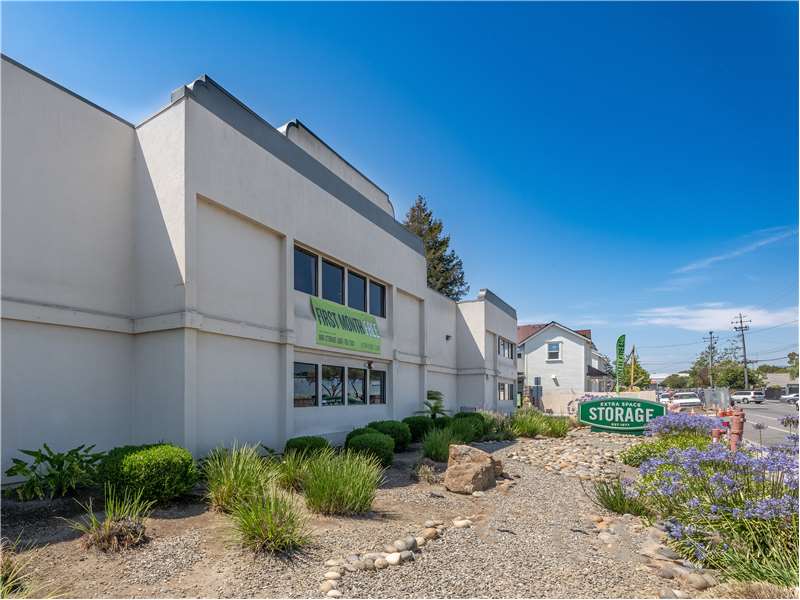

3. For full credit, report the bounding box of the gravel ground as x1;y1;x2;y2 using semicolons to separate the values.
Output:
338;441;667;598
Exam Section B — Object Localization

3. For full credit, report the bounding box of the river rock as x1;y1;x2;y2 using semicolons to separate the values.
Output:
443;445;498;494
324;571;341;581
326;591;342;598
422;527;439;540
374;558;388;570
385;552;402;566
687;573;711;590
400;550;413;562
320;581;337;594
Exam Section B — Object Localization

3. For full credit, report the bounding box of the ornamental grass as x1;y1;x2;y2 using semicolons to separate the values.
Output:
302;448;383;515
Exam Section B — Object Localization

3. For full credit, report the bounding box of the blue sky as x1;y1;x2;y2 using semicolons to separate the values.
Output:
3;2;797;373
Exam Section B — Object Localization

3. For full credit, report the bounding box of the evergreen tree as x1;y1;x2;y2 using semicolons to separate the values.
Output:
403;196;469;301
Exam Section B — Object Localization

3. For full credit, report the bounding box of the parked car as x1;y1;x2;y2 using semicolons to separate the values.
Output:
779;392;799;404
670;392;703;408
731;390;765;404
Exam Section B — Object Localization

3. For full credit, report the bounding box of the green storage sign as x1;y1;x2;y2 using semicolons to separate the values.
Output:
310;297;381;354
578;397;664;434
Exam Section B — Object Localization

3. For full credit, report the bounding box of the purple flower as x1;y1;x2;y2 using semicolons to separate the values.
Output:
645;413;723;436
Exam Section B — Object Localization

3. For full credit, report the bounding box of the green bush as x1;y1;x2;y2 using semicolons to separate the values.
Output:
303;448;384;515
511;409;572;438
283;436;330;456
453;412;487;436
100;443;197;503
202;443;271;511
367;420;412;452
448;418;481;443
479;411;516;441
402;416;435;442
619;432;711;467
347;432;394;467
65;483;155;551
272;450;308;492
345;427;380;448
230;486;309;554
5;443;105;501
422;428;459;462
432;415;452;430
583;475;650;517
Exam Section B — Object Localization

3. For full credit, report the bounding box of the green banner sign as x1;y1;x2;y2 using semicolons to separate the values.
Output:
310;297;381;354
615;334;626;393
578;397;665;434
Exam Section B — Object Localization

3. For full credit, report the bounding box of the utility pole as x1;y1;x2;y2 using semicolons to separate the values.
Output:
702;331;718;388
732;313;751;389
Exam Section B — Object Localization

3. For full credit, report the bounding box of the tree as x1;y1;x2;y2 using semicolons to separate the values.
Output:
757;364;789;374
615;360;651;390
661;374;690;389
403;196;469;301
687;345;763;389
789;352;799;380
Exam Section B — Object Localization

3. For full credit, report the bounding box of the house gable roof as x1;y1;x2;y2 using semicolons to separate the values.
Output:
517;321;593;346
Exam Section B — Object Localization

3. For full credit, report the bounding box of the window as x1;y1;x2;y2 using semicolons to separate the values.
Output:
498;383;507;401
347;367;366;405
320;365;344;406
369;280;386;318
498;338;514;359
547;342;561;360
294;247;317;295
293;362;317;407
347;272;367;312
368;370;386;404
533;376;542;386
322;260;344;304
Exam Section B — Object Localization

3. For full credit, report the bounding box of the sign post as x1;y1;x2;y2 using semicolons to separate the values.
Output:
578;396;665;435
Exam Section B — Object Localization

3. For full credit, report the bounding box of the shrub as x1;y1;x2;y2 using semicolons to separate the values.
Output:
1;538;33;598
417;390;449;421
367;420;412;452
4;443;105;501
65;483;155;551
230;486;309;554
448;418;481;443
272;450;308;492
619;432;711;467
100;443;197;503
283;436;330;456
345;427;380;448
203;443;272;511
453;412;487;436
303;448;383;515
402;416;435;442
347;433;394;467
479;411;516;441
582;475;650;517
636;438;798;587
433;415;452;430
511;409;571;438
645;413;723;437
422;428;458;462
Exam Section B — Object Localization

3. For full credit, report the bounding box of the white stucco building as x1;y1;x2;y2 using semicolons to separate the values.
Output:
516;322;612;414
1;56;518;473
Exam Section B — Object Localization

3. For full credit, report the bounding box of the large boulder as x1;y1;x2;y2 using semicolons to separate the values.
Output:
443;445;498;494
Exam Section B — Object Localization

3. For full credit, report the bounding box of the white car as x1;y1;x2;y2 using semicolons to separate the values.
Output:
730;390;765;404
669;392;703;408
780;392;799;403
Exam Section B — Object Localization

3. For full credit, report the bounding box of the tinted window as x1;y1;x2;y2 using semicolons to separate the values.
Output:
347;272;367;312
293;362;317;407
321;365;344;406
369;370;386;404
294;247;317;295
347;367;366;405
322;260;344;304
369;281;386;317
547;342;560;360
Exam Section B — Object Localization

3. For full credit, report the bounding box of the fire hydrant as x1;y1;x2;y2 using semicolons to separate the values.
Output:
729;409;746;451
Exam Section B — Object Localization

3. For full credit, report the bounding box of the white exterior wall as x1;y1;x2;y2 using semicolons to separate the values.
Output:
1;59;519;477
520;325;591;414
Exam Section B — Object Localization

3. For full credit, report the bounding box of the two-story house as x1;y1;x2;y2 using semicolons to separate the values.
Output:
516;322;612;414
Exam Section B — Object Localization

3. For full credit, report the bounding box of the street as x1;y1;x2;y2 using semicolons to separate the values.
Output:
739;399;798;446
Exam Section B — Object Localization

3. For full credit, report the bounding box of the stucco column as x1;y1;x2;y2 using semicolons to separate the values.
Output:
281;235;295;447
183;327;198;455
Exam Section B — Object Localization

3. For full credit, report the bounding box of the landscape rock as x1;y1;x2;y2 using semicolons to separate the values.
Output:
374;558;388;570
453;519;472;528
687;573;711;590
392;539;409;552
324;571;341;581
320;581;337;594
443;445;498;494
383;543;398;553
415;536;426;548
385;552;401;566
399;550;414;562
422;528;439;540
324;559;343;568
326;590;342;598
403;536;417;551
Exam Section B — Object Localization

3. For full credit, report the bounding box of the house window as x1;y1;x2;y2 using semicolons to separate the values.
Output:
293;247;317;295
321;365;344;406
547;342;561;361
369;370;386;404
347;367;366;405
533;376;542;386
369;280;386;318
322;260;344;304
347;272;367;312
498;383;507;401
293;362;317;407
498;338;515;359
